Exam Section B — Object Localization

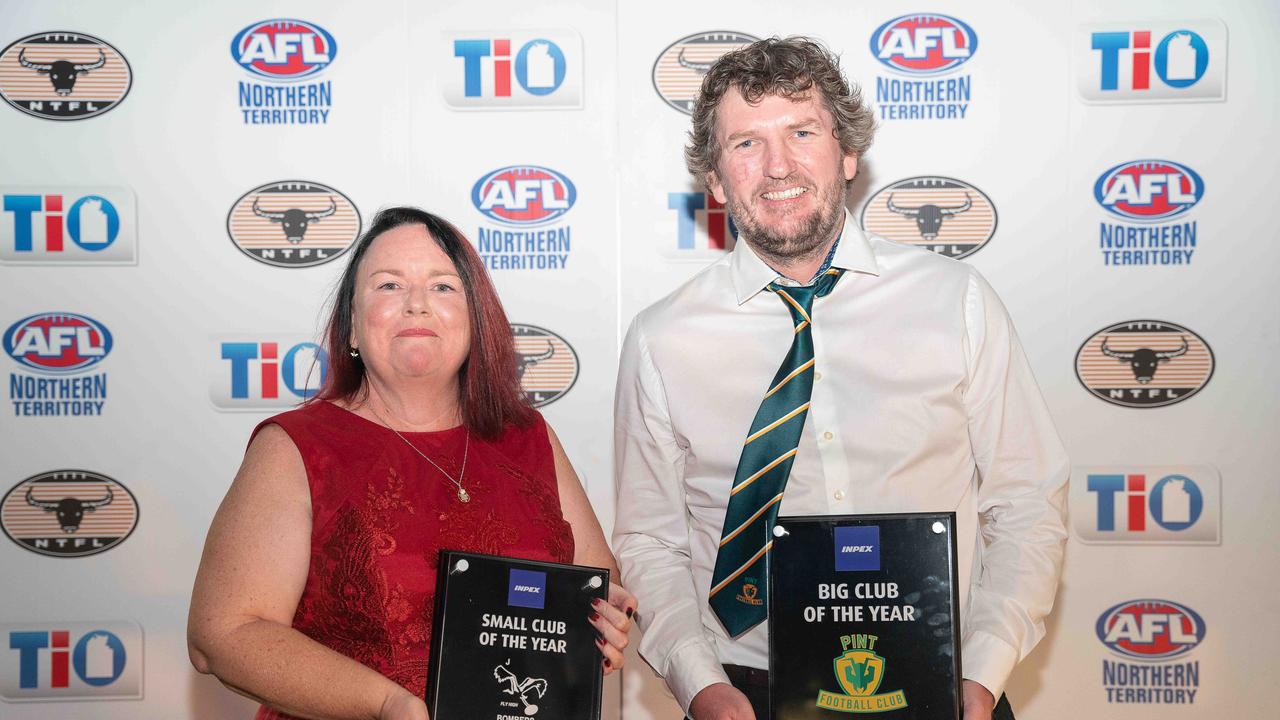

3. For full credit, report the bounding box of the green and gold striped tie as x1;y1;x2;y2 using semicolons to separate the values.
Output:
709;268;843;637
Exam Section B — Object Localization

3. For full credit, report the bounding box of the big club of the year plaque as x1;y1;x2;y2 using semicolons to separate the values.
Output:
427;551;608;720
768;513;961;719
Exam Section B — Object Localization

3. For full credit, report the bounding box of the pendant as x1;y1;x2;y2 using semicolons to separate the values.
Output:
457;487;470;503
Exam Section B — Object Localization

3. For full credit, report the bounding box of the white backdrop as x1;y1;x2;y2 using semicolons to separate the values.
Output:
1;1;1277;718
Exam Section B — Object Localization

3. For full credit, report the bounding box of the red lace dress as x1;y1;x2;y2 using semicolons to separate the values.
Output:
251;401;574;720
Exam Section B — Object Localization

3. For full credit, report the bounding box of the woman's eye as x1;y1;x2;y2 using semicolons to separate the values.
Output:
433;283;457;292
377;282;399;290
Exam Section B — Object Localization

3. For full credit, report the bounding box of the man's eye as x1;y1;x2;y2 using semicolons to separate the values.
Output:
796;130;813;138
737;139;755;149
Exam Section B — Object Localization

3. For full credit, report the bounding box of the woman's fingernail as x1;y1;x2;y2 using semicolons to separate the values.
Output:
626;607;634;619
589;611;601;622
591;598;602;607
595;635;606;646
604;659;612;668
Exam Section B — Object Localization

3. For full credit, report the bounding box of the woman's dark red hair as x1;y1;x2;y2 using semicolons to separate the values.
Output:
315;207;534;438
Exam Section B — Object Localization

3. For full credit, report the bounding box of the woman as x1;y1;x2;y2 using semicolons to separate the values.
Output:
188;207;635;720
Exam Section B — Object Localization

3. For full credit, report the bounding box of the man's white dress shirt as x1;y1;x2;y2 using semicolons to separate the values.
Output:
613;212;1069;713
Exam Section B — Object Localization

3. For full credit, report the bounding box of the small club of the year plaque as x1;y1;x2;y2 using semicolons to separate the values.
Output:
768;513;961;719
427;551;608;720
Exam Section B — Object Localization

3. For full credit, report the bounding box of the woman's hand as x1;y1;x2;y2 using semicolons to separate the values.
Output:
588;582;638;675
379;688;429;720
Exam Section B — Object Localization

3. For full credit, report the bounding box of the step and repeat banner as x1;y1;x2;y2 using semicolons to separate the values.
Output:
1;1;1276;719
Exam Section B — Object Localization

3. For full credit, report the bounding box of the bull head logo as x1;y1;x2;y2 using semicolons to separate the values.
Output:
18;48;106;96
26;486;113;533
886;192;971;241
1100;336;1189;384
516;341;555;380
676;49;714;75
253;196;337;244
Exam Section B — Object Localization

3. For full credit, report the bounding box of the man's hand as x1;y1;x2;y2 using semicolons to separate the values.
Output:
961;679;995;720
689;682;755;720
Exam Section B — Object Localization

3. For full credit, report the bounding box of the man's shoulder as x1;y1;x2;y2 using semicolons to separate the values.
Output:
864;231;977;282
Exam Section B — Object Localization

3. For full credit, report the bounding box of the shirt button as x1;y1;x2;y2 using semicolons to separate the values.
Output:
823;431;834;441
834;489;846;501
815;371;823;381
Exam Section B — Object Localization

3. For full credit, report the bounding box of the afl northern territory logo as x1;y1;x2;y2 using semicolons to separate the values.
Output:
860;177;997;259
226;181;361;268
1;470;138;557
512;324;578;408
1076;320;1213;408
653;31;760;114
0;32;131;120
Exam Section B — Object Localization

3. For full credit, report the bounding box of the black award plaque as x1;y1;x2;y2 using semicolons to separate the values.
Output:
427;551;608;720
768;513;961;719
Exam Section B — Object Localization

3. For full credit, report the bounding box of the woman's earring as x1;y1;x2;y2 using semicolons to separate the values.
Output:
349;348;360;358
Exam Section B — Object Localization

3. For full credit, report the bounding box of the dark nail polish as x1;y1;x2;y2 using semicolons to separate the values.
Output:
625;607;634;619
589;611;601;622
604;659;612;668
595;635;606;646
591;598;602;607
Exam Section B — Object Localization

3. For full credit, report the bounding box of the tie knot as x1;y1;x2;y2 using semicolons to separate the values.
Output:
769;269;843;316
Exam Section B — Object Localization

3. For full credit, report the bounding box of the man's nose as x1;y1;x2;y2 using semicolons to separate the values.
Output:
764;141;797;179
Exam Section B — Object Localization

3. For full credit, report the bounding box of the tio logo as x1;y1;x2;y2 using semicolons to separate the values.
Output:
211;339;328;411
1;621;142;700
1072;465;1219;544
1;187;136;265
1077;20;1226;104
444;31;581;109
454;38;565;97
668;192;737;254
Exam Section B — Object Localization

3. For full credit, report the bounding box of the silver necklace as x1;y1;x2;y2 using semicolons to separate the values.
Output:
370;407;471;503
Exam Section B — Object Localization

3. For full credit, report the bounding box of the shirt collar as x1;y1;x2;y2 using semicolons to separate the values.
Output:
730;208;881;305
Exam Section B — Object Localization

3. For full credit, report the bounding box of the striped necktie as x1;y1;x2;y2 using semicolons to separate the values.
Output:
709;268;843;637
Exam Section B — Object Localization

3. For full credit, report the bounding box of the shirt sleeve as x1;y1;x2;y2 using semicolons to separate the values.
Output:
958;269;1070;700
612;317;730;713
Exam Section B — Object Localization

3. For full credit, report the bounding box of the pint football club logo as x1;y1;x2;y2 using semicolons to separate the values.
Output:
512;324;578;408
735;577;763;606
1;470;138;558
226;181;361;268
653;31;760;114
1075;320;1213;408
816;634;908;713
0;32;132;120
860;177;997;259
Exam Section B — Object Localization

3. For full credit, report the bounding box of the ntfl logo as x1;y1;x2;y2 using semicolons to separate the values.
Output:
226;181;361;268
211;337;328;411
1096;600;1205;661
1095;160;1203;221
1;470;139;557
1077;20;1226;103
0;32;131;120
446;31;582;109
232;19;335;80
860;177;996;259
1075;320;1213;408
1;186;136;265
870;14;977;75
512;325;578;408
652;31;760;114
1;621;143;700
1072;466;1220;544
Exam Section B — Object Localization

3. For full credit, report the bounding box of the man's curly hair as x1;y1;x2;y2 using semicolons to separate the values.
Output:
684;37;875;185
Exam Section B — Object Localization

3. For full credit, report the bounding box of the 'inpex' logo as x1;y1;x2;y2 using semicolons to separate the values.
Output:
1;187;137;265
231;19;335;80
1096;600;1205;661
1077;20;1226;103
834;526;880;572
508;568;547;610
1;620;143;700
472;166;576;227
1094;160;1203;222
446;31;581;109
1072;466;1219;545
0;32;132;120
211;338;328;411
870;14;978;75
4;312;111;374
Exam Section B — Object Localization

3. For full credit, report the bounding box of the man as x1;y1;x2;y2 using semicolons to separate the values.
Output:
613;38;1068;720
